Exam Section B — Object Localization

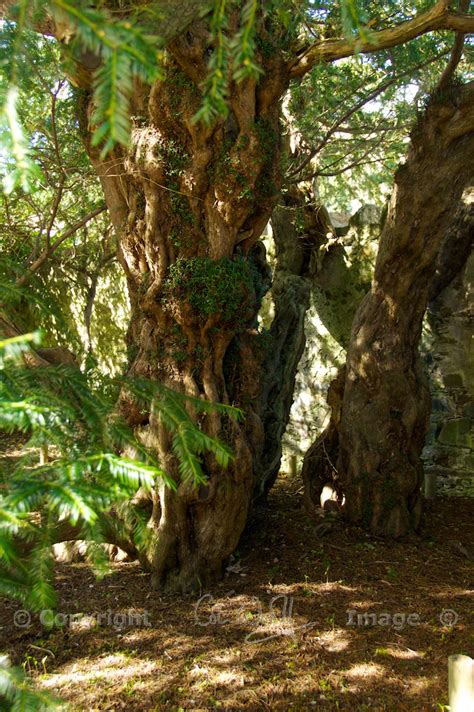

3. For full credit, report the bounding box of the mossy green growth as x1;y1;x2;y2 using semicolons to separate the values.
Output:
163;139;189;179
209;137;249;190
254;118;277;162
160;140;193;228
164;257;256;323
170;193;194;226
165;66;201;111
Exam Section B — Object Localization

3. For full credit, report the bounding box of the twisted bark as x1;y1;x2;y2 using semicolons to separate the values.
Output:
73;17;290;590
304;81;474;537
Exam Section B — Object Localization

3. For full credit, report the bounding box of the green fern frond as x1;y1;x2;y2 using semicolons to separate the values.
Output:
0;571;31;605
0;325;240;627
193;0;230;125
50;0;163;154
230;0;262;83
91;49;133;157
0;657;61;710
28;533;56;611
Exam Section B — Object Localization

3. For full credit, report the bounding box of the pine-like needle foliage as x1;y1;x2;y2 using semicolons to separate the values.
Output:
0;318;240;710
0;654;60;711
0;332;241;611
1;0;164;190
0;0;269;187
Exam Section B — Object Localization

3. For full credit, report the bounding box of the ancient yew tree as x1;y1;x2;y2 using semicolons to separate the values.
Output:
3;0;474;589
304;81;474;536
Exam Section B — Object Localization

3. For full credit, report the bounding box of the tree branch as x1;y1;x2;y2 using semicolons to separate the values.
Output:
13;512;140;560
16;204;106;287
436;0;471;91
50;515;139;560
288;1;474;78
286;51;448;181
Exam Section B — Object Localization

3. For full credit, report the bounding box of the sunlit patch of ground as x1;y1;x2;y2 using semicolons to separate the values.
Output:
1;472;473;711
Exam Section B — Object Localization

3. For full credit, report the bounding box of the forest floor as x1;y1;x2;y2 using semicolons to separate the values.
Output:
1;470;473;712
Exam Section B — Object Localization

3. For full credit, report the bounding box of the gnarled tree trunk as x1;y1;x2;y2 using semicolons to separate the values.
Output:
74;21;290;591
303;81;474;537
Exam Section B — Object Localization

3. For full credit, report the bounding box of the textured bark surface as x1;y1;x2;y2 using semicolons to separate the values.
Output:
304;82;474;537
299;206;383;507
74;17;291;591
429;193;474;302
259;190;337;493
301;369;345;512
265;188;367;497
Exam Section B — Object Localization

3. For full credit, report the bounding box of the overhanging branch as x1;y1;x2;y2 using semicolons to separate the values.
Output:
16;204;106;288
288;1;474;78
436;0;471;91
286;50;449;181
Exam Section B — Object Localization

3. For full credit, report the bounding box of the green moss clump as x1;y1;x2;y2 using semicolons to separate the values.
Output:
165;67;201;111
170;193;195;226
254;118;277;162
208;137;247;187
163;139;189;179
164;257;256;324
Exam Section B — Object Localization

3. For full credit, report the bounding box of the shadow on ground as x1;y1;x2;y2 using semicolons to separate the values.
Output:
1;472;473;711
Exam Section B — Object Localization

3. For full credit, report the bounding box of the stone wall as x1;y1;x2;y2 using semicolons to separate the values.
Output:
422;250;474;496
281;202;474;497
282;204;381;463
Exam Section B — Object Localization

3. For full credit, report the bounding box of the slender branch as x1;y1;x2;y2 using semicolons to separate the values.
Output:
288;1;474;78
49;81;68;176
436;0;470;91
317;156;393;178
290;132;391;183
16;513;139;560
286;50;449;180
16;204;106;287
326;123;411;134
83;249;115;354
44;177;65;250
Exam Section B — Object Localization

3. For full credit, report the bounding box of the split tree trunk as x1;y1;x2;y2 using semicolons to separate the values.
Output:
304;81;474;537
74;21;292;591
259;188;337;492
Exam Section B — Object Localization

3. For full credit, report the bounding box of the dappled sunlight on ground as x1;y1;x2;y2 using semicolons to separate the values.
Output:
1;473;473;710
344;661;385;679
40;653;159;688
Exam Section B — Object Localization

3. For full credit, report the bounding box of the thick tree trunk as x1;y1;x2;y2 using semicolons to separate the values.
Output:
304;82;474;537
75;21;290;591
429;192;474;302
